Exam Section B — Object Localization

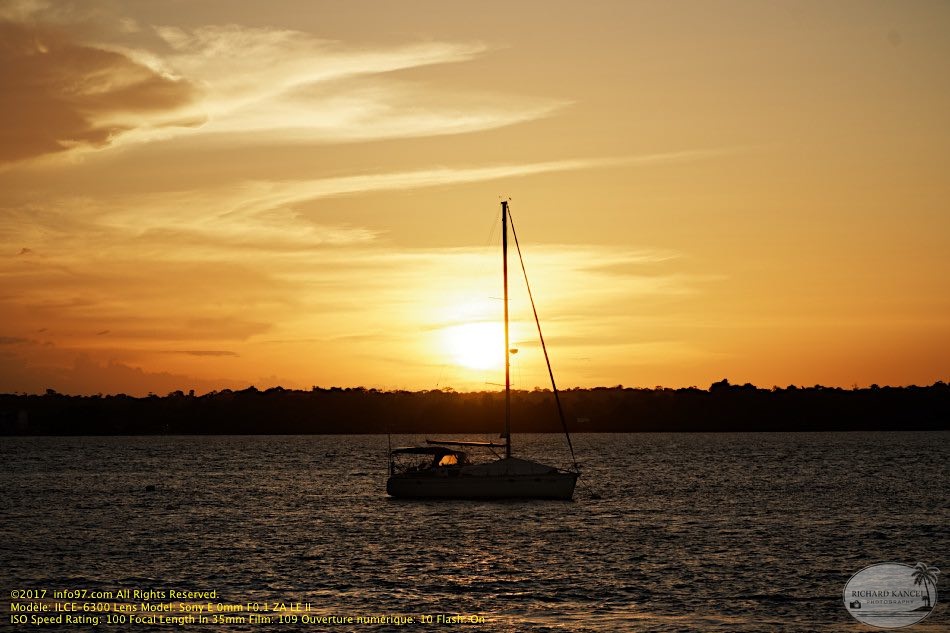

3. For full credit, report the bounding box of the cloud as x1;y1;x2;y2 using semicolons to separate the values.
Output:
218;158;620;219
0;7;568;163
133;24;565;145
0;20;202;164
154;24;485;98
1;156;633;273
0;0;114;25
117;151;724;262
187;75;565;144
164;350;239;357
0;350;245;396
0;0;53;22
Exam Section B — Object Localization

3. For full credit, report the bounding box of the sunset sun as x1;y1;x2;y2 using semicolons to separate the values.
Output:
441;322;505;371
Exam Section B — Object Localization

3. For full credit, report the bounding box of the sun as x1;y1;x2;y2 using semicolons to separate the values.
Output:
441;322;505;370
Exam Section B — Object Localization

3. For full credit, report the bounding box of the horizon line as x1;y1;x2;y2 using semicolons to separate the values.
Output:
9;379;949;398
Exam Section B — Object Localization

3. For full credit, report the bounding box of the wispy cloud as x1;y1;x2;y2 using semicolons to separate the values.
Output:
187;76;566;144
164;350;239;357
216;157;625;219
0;336;31;345
2;156;638;271
0;7;567;164
132;24;566;146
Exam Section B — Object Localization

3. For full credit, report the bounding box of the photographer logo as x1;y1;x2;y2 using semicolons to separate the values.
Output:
843;562;939;628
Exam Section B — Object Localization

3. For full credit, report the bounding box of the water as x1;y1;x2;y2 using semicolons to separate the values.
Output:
1;432;947;631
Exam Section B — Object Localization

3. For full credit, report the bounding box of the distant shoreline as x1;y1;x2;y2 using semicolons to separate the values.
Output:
2;380;947;435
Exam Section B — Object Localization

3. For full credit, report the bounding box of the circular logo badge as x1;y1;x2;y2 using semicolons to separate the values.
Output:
843;562;940;629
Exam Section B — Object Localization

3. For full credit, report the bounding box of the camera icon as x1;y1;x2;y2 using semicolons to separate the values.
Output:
849;600;862;609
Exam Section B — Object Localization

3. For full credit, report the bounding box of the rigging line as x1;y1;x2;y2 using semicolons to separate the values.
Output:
485;209;501;248
507;208;579;473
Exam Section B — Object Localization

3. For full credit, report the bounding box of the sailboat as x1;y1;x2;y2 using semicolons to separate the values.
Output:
386;201;580;500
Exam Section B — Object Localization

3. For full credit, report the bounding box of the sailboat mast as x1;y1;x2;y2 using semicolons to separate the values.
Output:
502;200;512;458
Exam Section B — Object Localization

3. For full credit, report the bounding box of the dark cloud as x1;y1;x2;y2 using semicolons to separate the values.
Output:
0;20;202;164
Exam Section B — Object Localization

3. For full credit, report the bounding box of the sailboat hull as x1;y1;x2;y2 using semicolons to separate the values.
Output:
386;471;578;500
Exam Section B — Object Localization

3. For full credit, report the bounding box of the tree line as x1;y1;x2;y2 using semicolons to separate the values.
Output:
1;380;947;435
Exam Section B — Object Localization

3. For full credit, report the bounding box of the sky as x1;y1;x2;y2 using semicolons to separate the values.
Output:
1;0;948;395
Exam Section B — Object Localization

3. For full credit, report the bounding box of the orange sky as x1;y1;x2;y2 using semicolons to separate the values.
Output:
1;1;948;395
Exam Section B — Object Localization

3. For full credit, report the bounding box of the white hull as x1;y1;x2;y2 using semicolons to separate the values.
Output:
387;471;578;500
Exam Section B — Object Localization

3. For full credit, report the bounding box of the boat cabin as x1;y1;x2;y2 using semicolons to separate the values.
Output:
389;446;469;475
